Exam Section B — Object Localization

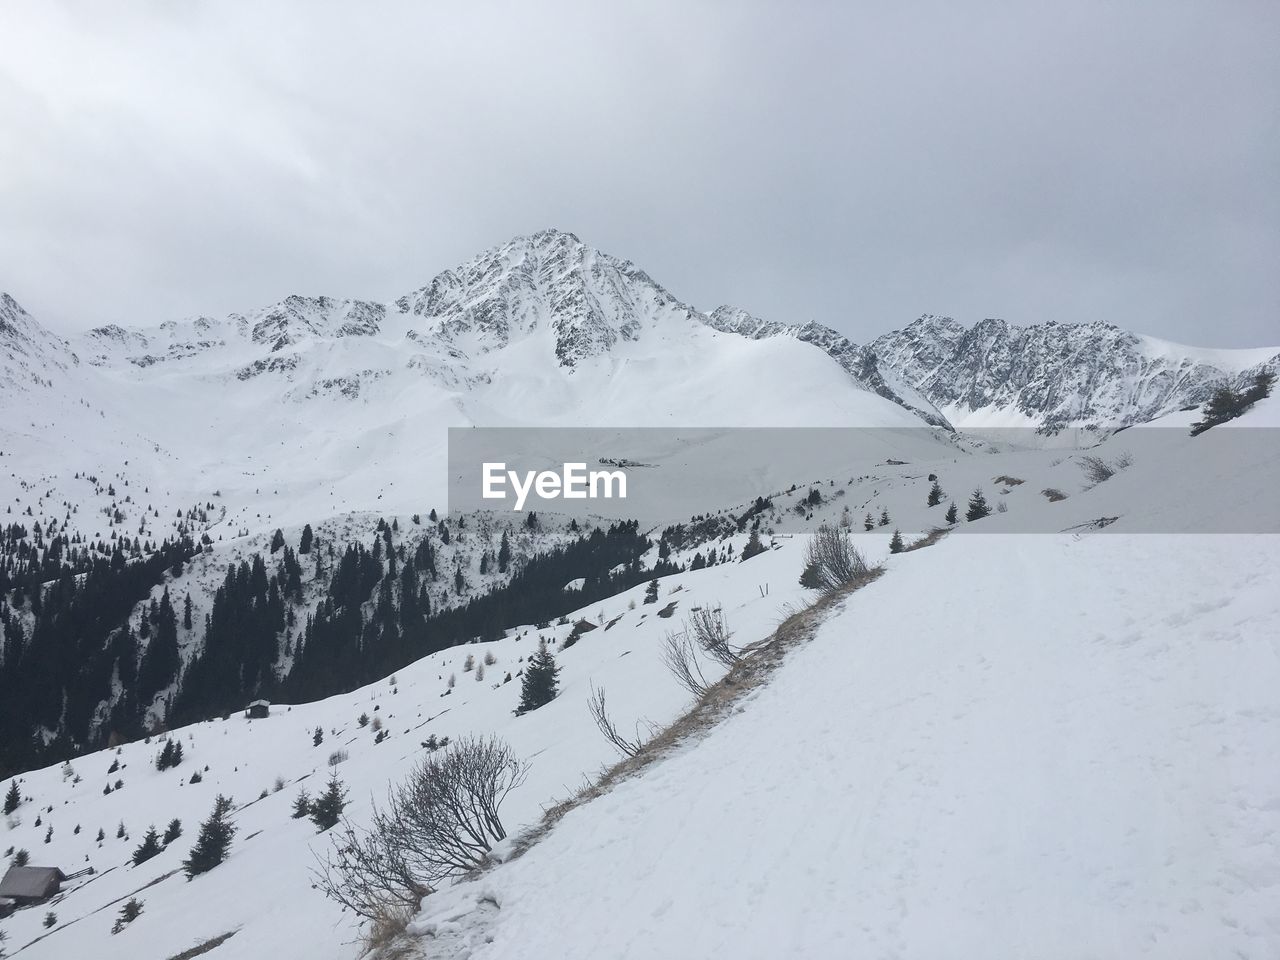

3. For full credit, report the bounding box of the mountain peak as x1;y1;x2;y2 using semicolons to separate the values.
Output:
394;229;689;367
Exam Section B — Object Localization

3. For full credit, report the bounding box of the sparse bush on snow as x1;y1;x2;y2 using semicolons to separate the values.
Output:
1077;452;1132;486
687;606;740;667
662;630;710;699
588;684;647;758
315;736;527;920
799;524;868;594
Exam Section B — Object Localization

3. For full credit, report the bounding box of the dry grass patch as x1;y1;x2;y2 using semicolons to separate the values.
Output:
166;930;238;960
360;903;417;960
899;527;951;553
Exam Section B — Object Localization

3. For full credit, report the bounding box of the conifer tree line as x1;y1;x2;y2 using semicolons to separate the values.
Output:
1;510;680;778
0;534;198;777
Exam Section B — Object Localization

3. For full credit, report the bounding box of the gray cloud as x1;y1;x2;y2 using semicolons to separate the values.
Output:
1;0;1276;346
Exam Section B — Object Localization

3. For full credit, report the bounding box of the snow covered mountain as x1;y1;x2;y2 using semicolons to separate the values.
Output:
2;228;1278;959
869;314;1280;431
0;230;958;786
0;293;78;393
3;229;945;561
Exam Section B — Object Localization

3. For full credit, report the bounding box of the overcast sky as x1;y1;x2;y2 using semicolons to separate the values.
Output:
1;1;1276;347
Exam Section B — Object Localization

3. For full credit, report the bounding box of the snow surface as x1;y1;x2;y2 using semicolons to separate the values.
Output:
416;534;1280;960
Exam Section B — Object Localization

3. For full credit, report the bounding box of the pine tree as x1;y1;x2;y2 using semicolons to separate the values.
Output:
864;512;874;531
516;640;561;715
643;578;659;604
889;530;904;553
312;726;324;747
878;508;890;527
183;795;236;879
1191;370;1275;435
131;825;161;866
497;530;511;573
740;529;766;561
138;587;180;703
927;480;944;507
182;593;192;630
162;819;182;845
111;898;143;934
291;789;311;819
299;523;314;554
309;775;348;832
945;501;958;525
966;488;991;521
270;529;285;553
3;779;19;815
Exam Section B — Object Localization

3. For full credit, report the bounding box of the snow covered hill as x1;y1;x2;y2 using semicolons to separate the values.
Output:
416;531;1280;960
0;228;960;797
2;394;1278;959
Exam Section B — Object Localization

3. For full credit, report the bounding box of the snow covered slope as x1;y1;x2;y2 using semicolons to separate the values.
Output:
2;395;1277;959
701;305;953;427
417;531;1280;960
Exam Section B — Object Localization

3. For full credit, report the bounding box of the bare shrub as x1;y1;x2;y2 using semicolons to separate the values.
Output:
587;684;645;758
799;524;868;594
1078;455;1114;484
316;736;527;921
662;631;710;698
328;749;348;767
687;606;739;667
1041;488;1067;502
1078;452;1132;486
992;475;1025;486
